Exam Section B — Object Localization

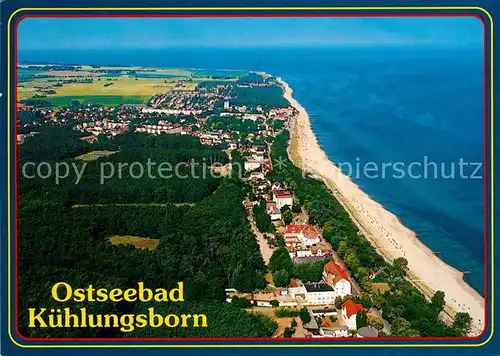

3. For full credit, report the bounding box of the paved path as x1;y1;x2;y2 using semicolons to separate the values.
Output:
248;216;274;265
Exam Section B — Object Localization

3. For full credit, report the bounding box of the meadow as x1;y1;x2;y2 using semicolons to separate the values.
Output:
47;77;179;96
109;235;160;250
75;150;119;161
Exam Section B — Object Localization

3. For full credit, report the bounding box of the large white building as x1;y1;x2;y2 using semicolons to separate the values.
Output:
301;283;336;305
288;241;332;259
272;190;294;209
285;224;321;247
322;260;352;298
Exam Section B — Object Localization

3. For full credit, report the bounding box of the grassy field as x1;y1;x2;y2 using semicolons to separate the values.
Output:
18;76;179;103
109;235;159;250
17;77;53;100
75;150;118;161
48;95;149;107
49;77;177;96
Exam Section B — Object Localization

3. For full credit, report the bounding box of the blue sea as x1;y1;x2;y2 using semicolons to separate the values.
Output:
19;46;485;294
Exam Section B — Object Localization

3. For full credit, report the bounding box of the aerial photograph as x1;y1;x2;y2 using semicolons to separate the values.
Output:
16;16;485;339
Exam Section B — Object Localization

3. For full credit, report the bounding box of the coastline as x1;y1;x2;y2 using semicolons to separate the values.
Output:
276;77;485;336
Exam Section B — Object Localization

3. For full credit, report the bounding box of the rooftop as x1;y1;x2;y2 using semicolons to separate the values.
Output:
304;283;334;293
324;260;349;281
342;299;364;318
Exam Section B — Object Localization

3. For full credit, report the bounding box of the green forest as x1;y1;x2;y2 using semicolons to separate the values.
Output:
18;128;275;338
19;126;227;204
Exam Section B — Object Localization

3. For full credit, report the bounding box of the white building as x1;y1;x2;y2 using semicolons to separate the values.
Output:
341;299;364;330
272;190;294;210
318;326;349;338
322;260;352;298
244;159;261;171
288;242;332;260
266;201;282;221
302;283;336;305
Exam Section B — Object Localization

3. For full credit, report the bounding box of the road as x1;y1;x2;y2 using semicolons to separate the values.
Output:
248;216;274;265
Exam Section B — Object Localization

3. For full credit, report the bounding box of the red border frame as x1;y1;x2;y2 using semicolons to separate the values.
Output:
11;12;490;343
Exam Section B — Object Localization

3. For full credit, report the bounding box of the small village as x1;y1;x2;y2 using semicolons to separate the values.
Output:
230;129;388;338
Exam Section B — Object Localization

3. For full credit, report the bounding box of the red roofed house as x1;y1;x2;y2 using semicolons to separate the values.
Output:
341;299;364;330
285;224;321;247
272;190;294;209
323;260;352;298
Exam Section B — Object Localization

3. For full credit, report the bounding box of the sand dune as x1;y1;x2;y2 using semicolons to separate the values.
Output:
277;77;485;336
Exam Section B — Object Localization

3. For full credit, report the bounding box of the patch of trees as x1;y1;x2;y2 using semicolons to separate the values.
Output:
17;109;44;126
356;311;368;329
269;119;285;131
292;261;326;282
204;116;262;134
299;307;311;324
132;302;278;338
22;98;53;107
269;131;472;337
19;177;270;337
268;247;326;286
236;73;267;85
231;85;290;109
268;247;293;284
274;308;300;318
252;200;272;233
231;296;252;308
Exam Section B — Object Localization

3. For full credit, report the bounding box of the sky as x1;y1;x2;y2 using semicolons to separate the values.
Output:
17;17;484;50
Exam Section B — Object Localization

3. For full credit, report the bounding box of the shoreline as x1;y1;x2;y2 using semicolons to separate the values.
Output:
275;77;485;336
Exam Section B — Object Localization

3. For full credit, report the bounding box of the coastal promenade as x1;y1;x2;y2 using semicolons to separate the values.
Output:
277;77;486;336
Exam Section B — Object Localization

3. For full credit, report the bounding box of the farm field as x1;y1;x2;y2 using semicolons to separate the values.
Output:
17;65;244;106
47;77;178;96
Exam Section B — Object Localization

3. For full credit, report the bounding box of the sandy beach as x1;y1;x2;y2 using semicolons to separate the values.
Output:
276;77;485;336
